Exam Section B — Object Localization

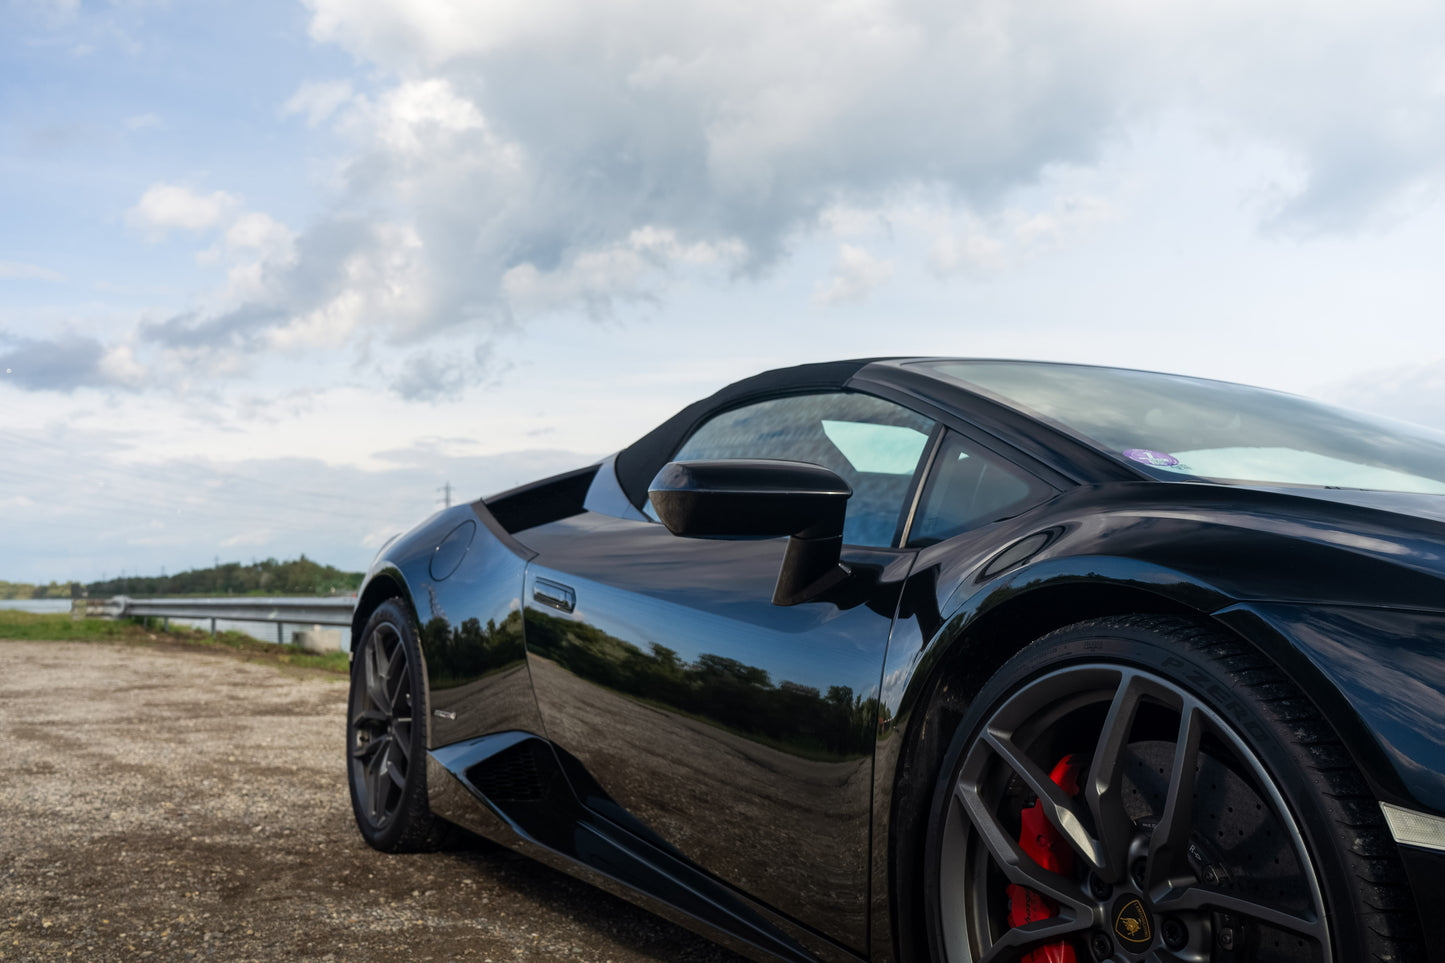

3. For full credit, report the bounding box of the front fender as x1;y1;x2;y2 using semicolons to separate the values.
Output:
869;486;1445;961
1217;601;1445;815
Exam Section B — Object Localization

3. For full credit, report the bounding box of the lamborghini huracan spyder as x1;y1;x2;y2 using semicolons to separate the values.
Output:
347;358;1445;963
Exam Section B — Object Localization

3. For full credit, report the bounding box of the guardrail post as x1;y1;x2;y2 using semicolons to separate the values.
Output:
277;621;284;645
210;617;216;637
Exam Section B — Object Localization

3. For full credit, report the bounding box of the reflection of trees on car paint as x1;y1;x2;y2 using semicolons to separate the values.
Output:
524;608;888;760
422;609;528;688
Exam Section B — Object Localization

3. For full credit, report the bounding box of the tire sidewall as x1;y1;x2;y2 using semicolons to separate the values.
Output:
347;598;430;851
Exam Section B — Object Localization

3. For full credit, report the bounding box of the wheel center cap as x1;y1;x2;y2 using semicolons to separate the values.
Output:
1111;894;1154;949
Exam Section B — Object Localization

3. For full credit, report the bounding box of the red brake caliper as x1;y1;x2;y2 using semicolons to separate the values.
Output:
1006;754;1084;963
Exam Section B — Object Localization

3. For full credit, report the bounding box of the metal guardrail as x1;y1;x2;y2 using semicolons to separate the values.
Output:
70;598;118;619
73;596;357;644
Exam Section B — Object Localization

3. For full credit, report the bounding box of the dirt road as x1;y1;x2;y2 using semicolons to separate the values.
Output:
0;640;745;962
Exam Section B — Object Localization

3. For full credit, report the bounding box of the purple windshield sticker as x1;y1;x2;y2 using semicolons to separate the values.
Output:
1123;448;1180;468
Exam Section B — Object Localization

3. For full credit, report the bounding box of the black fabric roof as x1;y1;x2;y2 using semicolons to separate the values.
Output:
614;357;893;508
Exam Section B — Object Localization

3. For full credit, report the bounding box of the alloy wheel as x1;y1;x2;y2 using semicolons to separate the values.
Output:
348;619;416;831
937;664;1330;962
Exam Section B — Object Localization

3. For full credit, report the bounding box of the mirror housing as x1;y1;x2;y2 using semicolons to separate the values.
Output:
648;459;853;606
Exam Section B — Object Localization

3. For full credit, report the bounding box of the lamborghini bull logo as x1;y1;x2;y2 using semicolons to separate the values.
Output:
1114;898;1152;945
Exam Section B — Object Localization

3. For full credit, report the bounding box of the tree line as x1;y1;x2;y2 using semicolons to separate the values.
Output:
0;556;363;599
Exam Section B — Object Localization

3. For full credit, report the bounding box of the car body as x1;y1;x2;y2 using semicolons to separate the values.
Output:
346;358;1445;963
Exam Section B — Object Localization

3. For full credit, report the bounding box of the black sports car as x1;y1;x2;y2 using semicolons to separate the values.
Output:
346;358;1445;963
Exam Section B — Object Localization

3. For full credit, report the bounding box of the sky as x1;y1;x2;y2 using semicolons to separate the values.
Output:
4;0;1445;584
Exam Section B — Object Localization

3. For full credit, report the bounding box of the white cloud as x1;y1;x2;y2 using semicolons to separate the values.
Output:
215;213;299;302
96;343;148;389
1014;196;1115;248
282;79;355;127
501;246;652;318
223;212;296;257
500;226;746;319
366;78;486;155
16;0;1445;414
929;227;1008;277
283;0;1158;338
303;0;586;67
928;194;1116;276
127;184;241;238
630;226;746;266
813;244;894;306
119;190;305;358
294;0;1445;243
264;222;426;351
0;261;64;282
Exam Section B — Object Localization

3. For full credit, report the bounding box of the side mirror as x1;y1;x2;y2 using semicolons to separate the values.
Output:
648;459;853;606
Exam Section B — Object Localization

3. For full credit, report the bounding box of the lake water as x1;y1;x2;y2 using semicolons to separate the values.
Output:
0;599;72;614
0;596;348;650
160;617;348;651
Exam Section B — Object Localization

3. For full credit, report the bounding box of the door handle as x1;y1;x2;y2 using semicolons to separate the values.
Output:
532;578;576;613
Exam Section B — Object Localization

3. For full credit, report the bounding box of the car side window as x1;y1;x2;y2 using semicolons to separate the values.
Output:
665;392;935;547
906;431;1053;546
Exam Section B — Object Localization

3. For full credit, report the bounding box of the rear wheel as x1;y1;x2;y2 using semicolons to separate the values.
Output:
347;598;448;852
924;615;1420;963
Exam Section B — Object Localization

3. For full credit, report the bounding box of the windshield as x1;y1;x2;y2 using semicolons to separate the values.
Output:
924;360;1445;495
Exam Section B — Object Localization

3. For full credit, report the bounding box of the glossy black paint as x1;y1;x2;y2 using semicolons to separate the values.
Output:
650;459;855;605
427;519;475;581
519;510;910;955
1398;846;1445;954
349;357;1445;963
353;502;544;750
426;732;836;963
649;458;851;539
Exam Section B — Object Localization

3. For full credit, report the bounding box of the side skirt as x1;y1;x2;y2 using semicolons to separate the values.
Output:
428;732;864;963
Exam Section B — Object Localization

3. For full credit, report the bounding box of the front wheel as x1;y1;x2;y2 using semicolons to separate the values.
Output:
347;598;449;852
924;615;1420;963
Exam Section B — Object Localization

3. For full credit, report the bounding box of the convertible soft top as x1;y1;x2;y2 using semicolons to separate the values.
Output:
613;357;894;507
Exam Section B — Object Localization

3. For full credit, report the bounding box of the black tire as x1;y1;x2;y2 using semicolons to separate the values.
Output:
923;614;1421;963
347;598;449;852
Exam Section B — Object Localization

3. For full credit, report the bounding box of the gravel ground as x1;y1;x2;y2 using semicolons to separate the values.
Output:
0;640;747;963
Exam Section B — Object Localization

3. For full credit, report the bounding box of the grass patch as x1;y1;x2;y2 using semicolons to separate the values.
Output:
0;610;351;675
0;609;141;641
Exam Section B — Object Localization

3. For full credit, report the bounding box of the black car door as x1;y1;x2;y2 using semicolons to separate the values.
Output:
517;390;934;952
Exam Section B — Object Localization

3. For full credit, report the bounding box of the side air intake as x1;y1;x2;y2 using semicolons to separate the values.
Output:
465;739;547;803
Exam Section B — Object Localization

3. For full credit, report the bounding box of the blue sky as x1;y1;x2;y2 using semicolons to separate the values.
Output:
4;0;1445;583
